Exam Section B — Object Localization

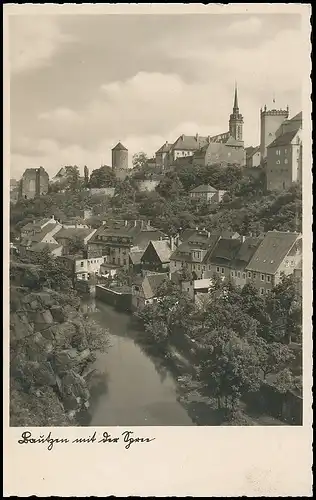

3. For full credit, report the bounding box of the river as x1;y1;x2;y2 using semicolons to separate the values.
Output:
79;298;194;426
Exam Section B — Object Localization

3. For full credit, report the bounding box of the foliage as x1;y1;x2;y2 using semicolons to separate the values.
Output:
89;165;116;188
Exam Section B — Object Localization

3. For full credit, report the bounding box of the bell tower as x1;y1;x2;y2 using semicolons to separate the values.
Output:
229;84;243;141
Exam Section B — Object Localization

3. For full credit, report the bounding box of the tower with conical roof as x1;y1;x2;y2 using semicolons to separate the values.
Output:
111;141;129;180
229;84;244;141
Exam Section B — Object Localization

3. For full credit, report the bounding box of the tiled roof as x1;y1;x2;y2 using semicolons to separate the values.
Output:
21;223;58;244
134;230;166;249
290;111;302;122
156;142;172;154
28;242;61;253
171;234;220;263
205;238;241;265
129;250;144;265
208;132;230;143
21;218;52;231
112;142;128;151
231;237;262;268
142;273;168;299
190;184;217;194
267;130;299;149
171;135;209;151
54;227;94;241
149;240;172;263
246;231;301;274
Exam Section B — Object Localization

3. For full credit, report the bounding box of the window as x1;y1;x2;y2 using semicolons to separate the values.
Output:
208;265;211;271
284;149;287;154
261;274;265;281
81;261;84;267
267;275;271;282
284;159;288;164
276;150;281;156
260;288;265;295
237;271;241;278
276;160;280;164
231;271;234;277
221;268;225;274
203;266;206;271
242;272;246;278
248;272;251;278
123;259;127;266
216;267;220;272
197;265;201;270
253;272;256;279
235;271;237;277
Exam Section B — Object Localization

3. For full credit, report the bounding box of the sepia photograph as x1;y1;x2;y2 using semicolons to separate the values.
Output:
7;6;310;433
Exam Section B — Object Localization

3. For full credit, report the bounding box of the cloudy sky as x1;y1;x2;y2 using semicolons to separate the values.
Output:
9;11;304;179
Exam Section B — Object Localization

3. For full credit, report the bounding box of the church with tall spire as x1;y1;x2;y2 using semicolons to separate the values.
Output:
229;84;244;141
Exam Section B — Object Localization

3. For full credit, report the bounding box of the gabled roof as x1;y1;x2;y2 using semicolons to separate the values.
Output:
171;234;220;263
129;250;144;265
21;218;52;231
142;240;172;264
190;184;217;194
246;146;260;158
20;223;58;245
246;231;301;274
205;238;241;265
142;273;169;299
112;142;128;151
156;142;172;154
171;135;209;151
28;242;61;253
54;227;94;241
268;130;299;149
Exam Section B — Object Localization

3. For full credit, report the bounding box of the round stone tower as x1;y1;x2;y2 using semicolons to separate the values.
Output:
111;142;128;181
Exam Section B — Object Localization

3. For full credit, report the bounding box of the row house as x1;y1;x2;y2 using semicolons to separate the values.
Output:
245;231;302;294
204;236;262;285
87;220;167;269
170;230;221;279
131;272;168;311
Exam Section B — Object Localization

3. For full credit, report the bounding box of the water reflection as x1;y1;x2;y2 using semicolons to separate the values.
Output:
79;298;194;426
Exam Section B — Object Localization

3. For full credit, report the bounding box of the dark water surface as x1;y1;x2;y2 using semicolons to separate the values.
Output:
80;298;194;426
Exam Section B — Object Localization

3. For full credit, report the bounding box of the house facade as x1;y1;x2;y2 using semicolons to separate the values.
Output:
131;273;168;311
170;230;221;279
140;240;173;273
246;146;261;168
189;184;227;204
88;220;166;269
54;227;97;255
58;255;105;281
245;231;302;295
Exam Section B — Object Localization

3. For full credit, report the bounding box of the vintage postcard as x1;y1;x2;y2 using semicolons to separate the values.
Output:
3;3;312;497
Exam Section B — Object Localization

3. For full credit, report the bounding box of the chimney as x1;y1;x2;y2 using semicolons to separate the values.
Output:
33;220;35;225
195;226;199;230
207;135;211;144
181;134;184;140
134;220;137;227
50;215;55;220
195;133;199;141
166;141;168;146
242;235;246;243
125;220;128;226
207;231;210;238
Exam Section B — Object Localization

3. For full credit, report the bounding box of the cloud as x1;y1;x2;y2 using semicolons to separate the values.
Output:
9;16;75;73
39;107;81;122
226;17;262;36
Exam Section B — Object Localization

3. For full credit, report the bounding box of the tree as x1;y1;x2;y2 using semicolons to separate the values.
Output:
132;152;149;171
64;166;81;191
89;165;116;188
84;165;90;187
68;237;85;256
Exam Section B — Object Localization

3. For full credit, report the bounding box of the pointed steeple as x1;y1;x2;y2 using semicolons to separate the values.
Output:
233;82;239;110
